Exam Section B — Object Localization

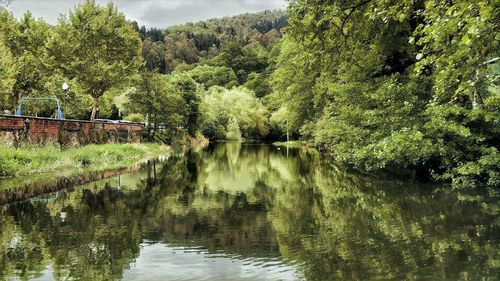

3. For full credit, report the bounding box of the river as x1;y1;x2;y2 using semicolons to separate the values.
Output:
0;143;499;280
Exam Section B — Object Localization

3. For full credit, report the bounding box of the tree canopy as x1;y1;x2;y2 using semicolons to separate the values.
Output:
49;0;143;120
269;0;499;187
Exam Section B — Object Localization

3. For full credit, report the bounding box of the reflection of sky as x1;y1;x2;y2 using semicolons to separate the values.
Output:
121;242;303;281
23;243;303;281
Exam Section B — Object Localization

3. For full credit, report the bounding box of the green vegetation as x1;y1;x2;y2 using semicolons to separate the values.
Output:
1;0;498;188
0;143;168;178
201;86;268;141
0;1;282;136
273;141;310;148
268;0;499;188
50;1;142;120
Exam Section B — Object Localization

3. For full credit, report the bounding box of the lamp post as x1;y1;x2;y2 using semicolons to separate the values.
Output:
62;82;69;116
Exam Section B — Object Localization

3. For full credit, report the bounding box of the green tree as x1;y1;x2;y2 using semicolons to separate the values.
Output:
0;37;15;111
201;86;269;141
126;71;185;142
409;1;500;187
164;32;199;73
184;65;238;89
268;36;319;138
226;116;242;141
0;11;53;109
215;44;268;84
243;72;271;98
142;38;166;73
167;73;202;136
274;0;499;187
49;0;142;120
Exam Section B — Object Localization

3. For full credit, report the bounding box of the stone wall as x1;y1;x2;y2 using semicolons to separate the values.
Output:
0;115;143;147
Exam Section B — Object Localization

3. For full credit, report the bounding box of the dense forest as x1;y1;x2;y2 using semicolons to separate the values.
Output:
0;0;498;188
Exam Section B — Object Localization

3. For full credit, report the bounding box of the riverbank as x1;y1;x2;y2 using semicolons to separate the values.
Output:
273;141;313;148
0;143;170;178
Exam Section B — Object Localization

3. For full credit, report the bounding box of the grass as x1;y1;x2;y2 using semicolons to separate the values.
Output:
0;143;170;178
273;141;312;148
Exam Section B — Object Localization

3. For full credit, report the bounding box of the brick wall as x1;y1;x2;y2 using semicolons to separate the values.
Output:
0;115;143;146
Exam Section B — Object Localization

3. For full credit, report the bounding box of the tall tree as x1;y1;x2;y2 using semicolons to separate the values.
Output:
0;11;52;108
49;0;142;120
167;73;202;136
126;71;185;142
164;33;198;73
142;38;166;73
410;0;500;186
0;37;15;111
273;0;499;187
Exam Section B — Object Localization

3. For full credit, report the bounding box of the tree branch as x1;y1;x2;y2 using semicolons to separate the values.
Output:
343;0;373;11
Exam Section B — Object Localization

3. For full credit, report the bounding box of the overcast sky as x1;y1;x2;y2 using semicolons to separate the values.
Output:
5;0;286;28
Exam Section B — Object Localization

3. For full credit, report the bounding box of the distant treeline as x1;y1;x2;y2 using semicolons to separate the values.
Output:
133;10;287;76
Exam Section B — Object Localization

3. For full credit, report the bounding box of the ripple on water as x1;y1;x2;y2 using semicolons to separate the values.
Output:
121;242;305;281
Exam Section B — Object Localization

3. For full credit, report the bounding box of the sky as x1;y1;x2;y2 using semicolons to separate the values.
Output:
5;0;286;28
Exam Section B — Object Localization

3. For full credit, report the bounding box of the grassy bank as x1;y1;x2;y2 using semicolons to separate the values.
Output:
0;143;169;178
273;141;313;148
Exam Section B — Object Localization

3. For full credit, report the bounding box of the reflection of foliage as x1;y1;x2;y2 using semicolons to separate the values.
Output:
1;144;499;280
270;164;500;280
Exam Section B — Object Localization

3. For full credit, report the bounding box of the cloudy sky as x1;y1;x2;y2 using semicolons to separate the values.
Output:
5;0;286;28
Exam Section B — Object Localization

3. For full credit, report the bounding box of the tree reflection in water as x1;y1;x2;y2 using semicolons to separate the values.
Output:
0;142;498;280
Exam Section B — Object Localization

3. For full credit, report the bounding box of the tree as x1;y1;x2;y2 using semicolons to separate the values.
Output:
0;37;15;112
166;73;202;136
406;1;499;187
243;72;271;98
142;38;166;73
126;71;185;142
273;0;499;187
49;0;142;120
0;11;53;109
201;86;269;141
164;33;198;73
215;44;268;84
185;65;238;89
225;116;242;141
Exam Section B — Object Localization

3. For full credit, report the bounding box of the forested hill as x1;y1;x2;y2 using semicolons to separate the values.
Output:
133;10;287;75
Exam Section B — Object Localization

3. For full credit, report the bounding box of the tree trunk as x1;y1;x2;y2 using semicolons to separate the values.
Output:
286;119;289;142
90;96;99;120
152;113;158;141
147;109;152;142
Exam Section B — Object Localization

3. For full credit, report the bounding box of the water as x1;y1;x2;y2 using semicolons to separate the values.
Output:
0;143;499;281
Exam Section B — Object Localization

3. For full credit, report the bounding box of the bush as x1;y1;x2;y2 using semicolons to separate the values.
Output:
226;116;242;141
125;113;145;123
0;155;17;176
200;86;269;140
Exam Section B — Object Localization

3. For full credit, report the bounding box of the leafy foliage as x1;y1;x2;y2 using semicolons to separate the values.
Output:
125;72;186;143
0;36;15;111
136;10;286;89
182;65;238;89
201;87;269;141
271;0;499;187
48;0;142;119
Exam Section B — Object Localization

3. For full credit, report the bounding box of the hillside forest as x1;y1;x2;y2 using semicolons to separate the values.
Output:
0;0;498;188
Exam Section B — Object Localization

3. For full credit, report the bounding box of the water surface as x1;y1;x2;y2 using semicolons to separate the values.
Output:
1;143;499;280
